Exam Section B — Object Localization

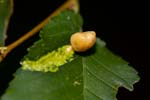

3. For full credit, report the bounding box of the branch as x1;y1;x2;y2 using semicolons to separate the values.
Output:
0;0;79;62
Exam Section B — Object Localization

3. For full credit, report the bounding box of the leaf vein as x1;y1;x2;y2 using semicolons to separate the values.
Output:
85;87;103;100
85;66;117;91
90;56;132;89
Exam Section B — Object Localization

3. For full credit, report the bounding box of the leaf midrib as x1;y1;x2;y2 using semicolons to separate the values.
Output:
82;57;111;100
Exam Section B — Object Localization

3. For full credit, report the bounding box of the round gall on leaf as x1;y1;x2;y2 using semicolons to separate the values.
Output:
70;31;96;52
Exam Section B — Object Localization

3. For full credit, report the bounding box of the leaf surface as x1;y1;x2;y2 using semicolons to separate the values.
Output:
1;10;140;100
82;39;139;100
23;10;82;60
0;0;12;46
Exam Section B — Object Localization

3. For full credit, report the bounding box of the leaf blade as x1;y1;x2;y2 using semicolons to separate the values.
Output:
2;56;83;100
0;0;13;46
2;10;140;100
83;38;140;100
2;10;84;100
24;10;83;60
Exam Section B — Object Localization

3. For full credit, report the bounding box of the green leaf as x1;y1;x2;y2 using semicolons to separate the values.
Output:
0;0;12;46
1;10;140;100
23;10;82;60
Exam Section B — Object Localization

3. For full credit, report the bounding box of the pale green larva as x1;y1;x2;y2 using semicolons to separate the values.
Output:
21;45;74;72
70;31;96;52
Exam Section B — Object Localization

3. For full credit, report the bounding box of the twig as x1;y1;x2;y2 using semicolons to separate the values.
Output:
0;0;79;62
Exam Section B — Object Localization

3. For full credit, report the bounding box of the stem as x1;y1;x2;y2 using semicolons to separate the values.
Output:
0;0;79;62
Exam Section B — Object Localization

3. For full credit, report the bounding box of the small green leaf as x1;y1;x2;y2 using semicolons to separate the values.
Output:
1;10;140;100
0;0;12;46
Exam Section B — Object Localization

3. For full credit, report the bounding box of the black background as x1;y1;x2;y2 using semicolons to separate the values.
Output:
0;0;147;99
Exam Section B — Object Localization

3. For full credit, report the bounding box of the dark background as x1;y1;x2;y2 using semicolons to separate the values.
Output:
0;0;147;99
